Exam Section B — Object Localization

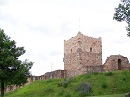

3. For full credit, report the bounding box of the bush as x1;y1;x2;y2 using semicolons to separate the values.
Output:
75;82;92;96
65;91;71;97
105;72;113;76
62;82;68;88
57;82;68;88
122;77;126;81
44;88;54;94
58;88;64;96
57;78;74;88
57;82;62;87
102;83;108;89
92;72;99;75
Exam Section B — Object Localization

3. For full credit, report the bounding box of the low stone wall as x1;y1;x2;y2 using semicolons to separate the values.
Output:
44;70;67;79
4;85;23;93
3;70;67;93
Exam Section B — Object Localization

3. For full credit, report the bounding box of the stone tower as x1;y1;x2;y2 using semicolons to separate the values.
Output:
63;32;102;77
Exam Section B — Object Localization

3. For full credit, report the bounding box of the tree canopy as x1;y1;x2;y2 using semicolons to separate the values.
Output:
0;29;33;97
113;0;130;37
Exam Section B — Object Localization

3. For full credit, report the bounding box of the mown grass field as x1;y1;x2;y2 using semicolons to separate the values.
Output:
5;70;130;97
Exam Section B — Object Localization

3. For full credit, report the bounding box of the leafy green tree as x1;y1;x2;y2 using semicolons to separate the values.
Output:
113;0;130;37
0;29;33;97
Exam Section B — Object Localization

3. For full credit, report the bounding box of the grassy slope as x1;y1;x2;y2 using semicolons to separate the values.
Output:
5;70;130;97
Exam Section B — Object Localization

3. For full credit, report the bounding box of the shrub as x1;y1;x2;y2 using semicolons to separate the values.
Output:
58;88;64;96
62;81;68;88
75;82;92;96
57;81;68;88
93;72;99;75
57;82;62;87
105;72;113;76
65;91;71;97
67;77;73;83
44;88;54;94
122;77;126;81
102;83;108;89
57;78;74;88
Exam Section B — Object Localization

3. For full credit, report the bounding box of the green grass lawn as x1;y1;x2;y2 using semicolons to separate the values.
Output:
4;70;130;97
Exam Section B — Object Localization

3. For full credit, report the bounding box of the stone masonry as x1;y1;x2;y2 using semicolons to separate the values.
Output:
103;55;130;71
64;32;102;77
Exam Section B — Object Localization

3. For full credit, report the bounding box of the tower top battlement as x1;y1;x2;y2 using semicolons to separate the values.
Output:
64;32;102;55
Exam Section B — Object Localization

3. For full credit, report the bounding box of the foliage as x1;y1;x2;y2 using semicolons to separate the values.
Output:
65;91;71;97
4;70;130;97
57;78;73;88
0;29;33;97
104;72;113;76
75;82;92;96
102;83;108;89
113;0;130;36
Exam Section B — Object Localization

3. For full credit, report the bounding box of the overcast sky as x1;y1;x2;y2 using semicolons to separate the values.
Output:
0;0;130;76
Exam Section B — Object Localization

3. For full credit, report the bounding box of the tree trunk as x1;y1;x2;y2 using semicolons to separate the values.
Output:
1;81;4;97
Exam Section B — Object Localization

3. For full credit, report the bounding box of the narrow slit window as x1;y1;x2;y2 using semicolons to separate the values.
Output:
71;49;72;53
90;47;92;52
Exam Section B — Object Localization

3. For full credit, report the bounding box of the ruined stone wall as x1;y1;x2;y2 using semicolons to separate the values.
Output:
4;85;22;93
104;55;130;71
3;70;67;93
44;70;67;79
4;76;39;93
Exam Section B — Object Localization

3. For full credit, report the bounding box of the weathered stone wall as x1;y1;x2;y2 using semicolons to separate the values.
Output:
85;65;104;73
44;70;67;79
104;55;130;71
64;52;78;71
4;76;39;93
79;50;102;66
3;70;67;93
64;32;102;77
4;85;23;93
64;32;102;55
66;65;104;77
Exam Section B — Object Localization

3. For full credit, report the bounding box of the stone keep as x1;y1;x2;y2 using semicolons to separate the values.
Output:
63;32;102;76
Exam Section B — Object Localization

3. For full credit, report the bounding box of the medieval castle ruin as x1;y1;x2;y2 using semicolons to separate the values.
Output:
63;32;130;77
4;32;130;92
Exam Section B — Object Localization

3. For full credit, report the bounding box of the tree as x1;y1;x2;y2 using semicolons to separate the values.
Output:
113;0;130;37
0;29;33;97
